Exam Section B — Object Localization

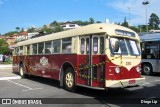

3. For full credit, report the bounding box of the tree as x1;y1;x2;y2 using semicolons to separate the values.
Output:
121;17;129;28
148;13;160;30
16;27;20;32
50;21;59;26
96;21;102;23
53;25;64;33
41;26;54;34
4;31;17;36
89;17;95;24
27;27;36;33
0;39;11;54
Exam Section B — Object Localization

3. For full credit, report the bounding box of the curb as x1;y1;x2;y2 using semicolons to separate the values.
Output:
0;64;12;68
0;76;21;80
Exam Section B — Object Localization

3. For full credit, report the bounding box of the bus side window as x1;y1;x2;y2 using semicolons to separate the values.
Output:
86;38;90;54
62;37;72;53
93;37;98;54
38;42;44;54
53;39;61;53
45;41;52;54
15;47;19;55
19;46;23;55
81;38;85;54
32;44;37;55
100;37;104;54
27;45;30;55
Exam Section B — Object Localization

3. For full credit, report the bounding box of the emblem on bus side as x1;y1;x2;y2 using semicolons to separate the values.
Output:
40;57;48;66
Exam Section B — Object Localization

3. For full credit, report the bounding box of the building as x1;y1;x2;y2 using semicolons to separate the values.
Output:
16;31;28;42
61;21;80;29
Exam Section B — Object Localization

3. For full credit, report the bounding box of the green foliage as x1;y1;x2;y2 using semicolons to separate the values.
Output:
4;31;17;36
72;20;89;26
53;25;64;33
130;26;139;33
89;17;95;24
96;21;102;23
1;57;12;64
0;39;11;54
50;21;59;26
27;27;36;33
16;27;20;32
41;26;54;34
148;13;160;30
121;17;129;28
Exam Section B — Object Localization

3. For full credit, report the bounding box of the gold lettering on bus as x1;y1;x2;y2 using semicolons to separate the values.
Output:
40;57;48;66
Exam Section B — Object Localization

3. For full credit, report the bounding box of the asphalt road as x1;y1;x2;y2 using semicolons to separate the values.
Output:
0;68;160;107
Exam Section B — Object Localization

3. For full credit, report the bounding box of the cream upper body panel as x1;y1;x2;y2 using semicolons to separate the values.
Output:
16;23;139;47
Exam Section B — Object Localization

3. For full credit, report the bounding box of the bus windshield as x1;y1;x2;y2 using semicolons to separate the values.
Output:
110;37;140;56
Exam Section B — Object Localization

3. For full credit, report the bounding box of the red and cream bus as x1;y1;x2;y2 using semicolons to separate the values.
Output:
13;23;145;92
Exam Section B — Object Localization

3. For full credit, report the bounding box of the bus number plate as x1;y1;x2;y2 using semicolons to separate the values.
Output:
129;80;136;84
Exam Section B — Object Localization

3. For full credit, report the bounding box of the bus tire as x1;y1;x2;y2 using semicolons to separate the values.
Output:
142;64;152;76
19;66;25;78
63;68;76;92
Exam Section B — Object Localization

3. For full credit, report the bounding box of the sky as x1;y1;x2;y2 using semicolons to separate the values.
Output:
0;0;159;35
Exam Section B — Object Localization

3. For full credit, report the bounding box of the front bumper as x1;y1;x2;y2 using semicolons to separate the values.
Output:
105;77;145;88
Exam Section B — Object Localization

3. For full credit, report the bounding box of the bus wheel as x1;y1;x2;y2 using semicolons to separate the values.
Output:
142;64;152;76
63;68;76;92
19;66;25;78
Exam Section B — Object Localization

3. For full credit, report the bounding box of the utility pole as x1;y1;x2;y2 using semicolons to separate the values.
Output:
142;1;149;32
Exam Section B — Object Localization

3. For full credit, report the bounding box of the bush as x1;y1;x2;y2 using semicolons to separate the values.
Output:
1;57;12;64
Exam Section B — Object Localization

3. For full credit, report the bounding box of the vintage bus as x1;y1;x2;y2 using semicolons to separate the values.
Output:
13;23;145;92
140;33;160;75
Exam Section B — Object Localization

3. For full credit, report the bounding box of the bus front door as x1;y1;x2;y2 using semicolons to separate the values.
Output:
78;35;105;88
78;36;92;86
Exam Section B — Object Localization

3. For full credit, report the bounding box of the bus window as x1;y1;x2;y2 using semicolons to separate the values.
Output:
62;37;72;53
26;45;30;55
81;38;85;54
126;40;140;55
32;44;37;55
100;37;104;54
86;38;90;54
19;46;23;55
38;42;44;54
15;47;19;55
93;37;98;54
45;41;52;54
110;38;128;55
53;39;61;53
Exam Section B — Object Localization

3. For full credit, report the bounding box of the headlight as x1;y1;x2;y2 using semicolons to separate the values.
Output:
136;66;141;72
115;67;120;74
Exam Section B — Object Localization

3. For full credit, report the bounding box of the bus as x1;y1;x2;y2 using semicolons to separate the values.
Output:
140;33;160;75
12;23;145;92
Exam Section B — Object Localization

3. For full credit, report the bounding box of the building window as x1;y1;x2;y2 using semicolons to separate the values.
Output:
38;42;44;54
62;37;72;53
69;24;75;27
93;37;98;54
53;39;61;53
32;44;37;55
81;38;85;54
45;41;52;54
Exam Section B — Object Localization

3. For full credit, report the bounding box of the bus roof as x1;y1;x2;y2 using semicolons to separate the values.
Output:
16;23;137;47
140;33;160;42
